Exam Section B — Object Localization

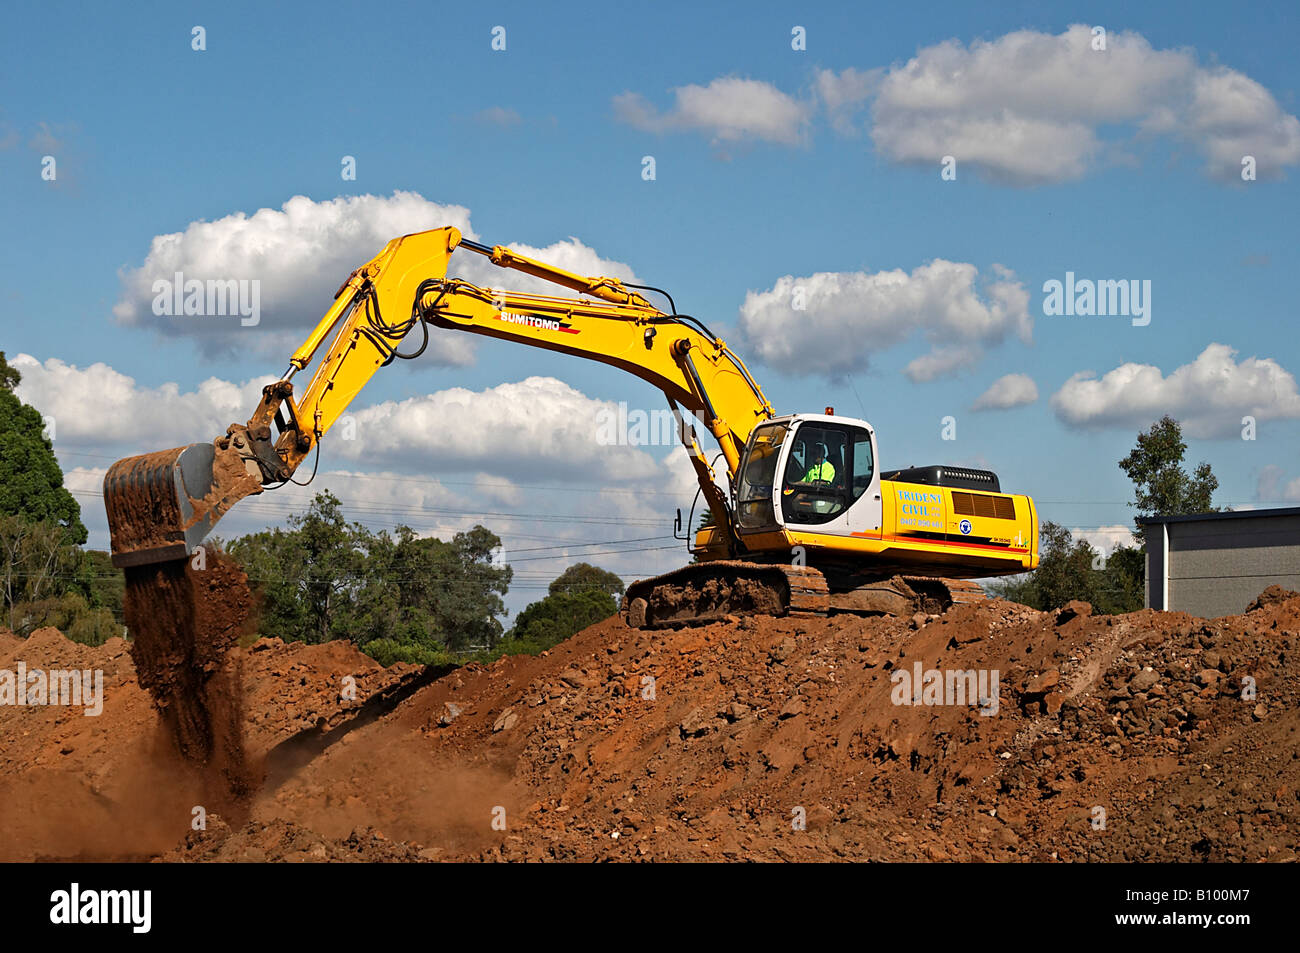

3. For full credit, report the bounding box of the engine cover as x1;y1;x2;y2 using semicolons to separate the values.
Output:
880;465;1001;493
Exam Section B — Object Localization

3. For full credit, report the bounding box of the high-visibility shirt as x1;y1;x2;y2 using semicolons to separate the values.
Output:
802;461;835;483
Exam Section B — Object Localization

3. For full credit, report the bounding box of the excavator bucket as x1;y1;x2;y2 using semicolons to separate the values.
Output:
104;441;264;568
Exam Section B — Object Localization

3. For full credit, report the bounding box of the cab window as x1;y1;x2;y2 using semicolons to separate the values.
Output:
781;426;849;524
852;429;874;499
736;423;788;529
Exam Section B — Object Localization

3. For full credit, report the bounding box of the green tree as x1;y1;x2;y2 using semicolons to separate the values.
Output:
1029;521;1099;610
1119;415;1218;542
987;521;1098;611
440;525;512;650
988;523;1145;615
227;494;512;658
501;588;617;656
0;354;127;643
0;515;118;639
228;491;368;644
549;562;624;598
1094;544;1144;614
0;363;86;544
81;549;125;619
0;352;21;393
291;491;368;644
350;524;511;652
226;526;310;642
1;515;77;630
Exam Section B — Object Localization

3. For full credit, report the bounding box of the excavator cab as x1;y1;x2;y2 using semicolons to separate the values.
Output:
733;414;881;537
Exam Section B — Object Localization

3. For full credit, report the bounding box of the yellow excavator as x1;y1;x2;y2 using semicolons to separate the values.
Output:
104;226;1038;627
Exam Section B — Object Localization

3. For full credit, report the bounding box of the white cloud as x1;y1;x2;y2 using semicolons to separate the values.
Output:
1050;343;1300;438
64;451;700;619
331;376;668;482
904;346;979;382
814;67;879;134
113;192;638;361
473;473;522;506
488;237;639;296
614;77;812;145
737;260;1031;380
67;462;465;549
1072;524;1139;556
16;355;683;487
819;25;1300;184
12;353;273;447
1180;66;1300;179
1256;464;1300;503
972;373;1038;411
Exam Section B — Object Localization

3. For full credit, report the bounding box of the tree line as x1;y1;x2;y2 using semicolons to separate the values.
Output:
0;352;120;642
222;491;624;665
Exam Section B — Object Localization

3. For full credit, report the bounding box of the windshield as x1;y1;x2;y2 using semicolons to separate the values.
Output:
736;422;789;529
781;425;851;524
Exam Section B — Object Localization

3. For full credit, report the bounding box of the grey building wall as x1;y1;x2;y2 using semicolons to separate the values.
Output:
1145;512;1300;618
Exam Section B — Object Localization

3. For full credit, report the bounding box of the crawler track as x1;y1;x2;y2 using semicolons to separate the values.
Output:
622;561;985;629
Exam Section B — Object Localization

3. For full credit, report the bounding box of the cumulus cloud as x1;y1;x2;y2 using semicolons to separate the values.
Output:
330;376;669;482
1071;524;1139;556
815;67;880;135
113;191;638;362
65;463;468;550
614;77;812;145
12;353;273;447
820;24;1300;183
1050;343;1300;438
972;373;1038;411
737;260;1031;380
14;355;683;487
63;447;700;618
473;472;523;506
487;236;640;297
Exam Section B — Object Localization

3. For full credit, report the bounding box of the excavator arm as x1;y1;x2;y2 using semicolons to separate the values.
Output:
105;226;774;567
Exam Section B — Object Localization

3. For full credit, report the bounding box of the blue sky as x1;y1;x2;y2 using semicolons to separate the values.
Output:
3;0;1299;615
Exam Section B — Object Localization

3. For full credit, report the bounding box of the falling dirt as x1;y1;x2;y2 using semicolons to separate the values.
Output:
4;583;1299;862
122;553;257;802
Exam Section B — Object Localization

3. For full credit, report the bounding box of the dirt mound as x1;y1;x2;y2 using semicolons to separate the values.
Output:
235;589;1299;862
0;628;426;861
161;815;433;863
4;585;1299;862
1246;585;1299;613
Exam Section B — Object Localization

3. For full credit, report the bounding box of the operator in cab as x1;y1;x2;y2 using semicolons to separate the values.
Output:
799;443;835;484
